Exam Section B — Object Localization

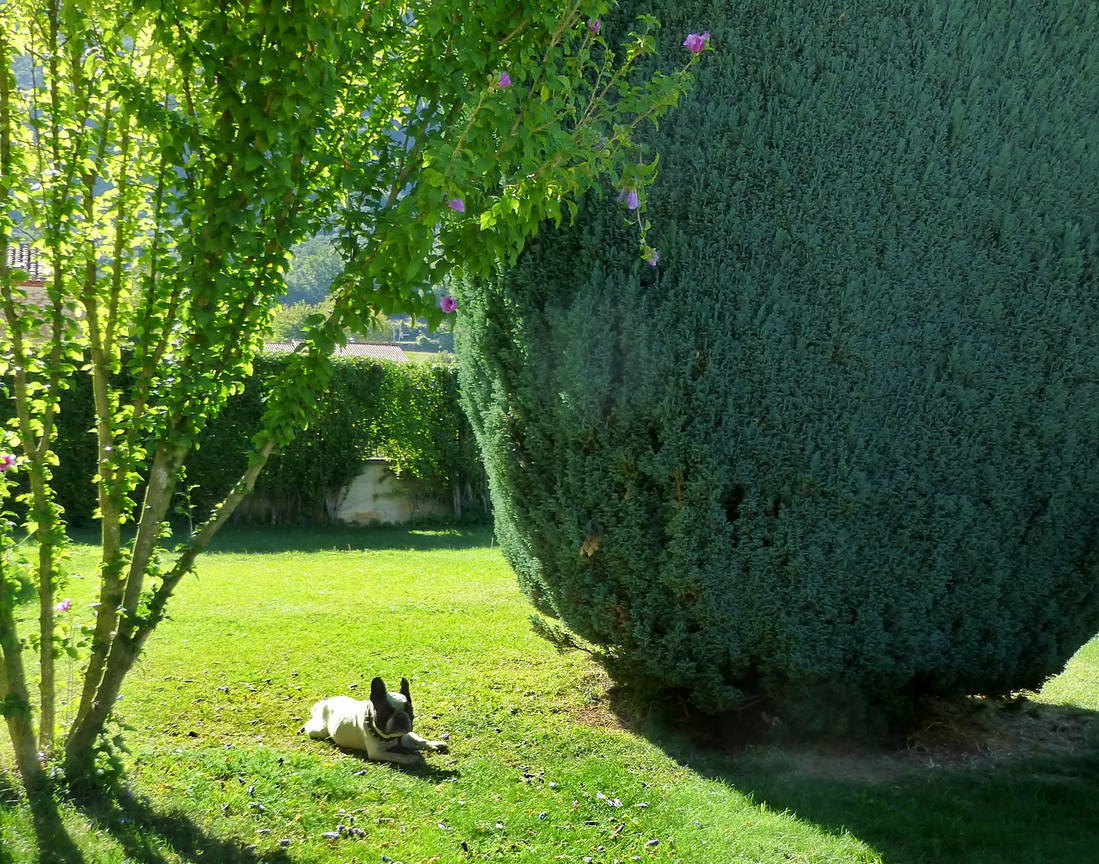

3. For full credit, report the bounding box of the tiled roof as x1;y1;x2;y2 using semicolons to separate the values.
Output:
5;244;50;283
264;340;408;362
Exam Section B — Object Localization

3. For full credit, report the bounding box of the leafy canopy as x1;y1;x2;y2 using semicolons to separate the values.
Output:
0;0;703;808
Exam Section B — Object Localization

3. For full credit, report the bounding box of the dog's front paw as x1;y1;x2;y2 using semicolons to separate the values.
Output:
428;740;449;754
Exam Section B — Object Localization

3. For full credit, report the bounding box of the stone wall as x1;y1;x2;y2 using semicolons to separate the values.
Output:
329;458;452;525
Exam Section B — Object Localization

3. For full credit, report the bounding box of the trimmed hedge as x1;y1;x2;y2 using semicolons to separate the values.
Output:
457;0;1099;731
35;355;487;525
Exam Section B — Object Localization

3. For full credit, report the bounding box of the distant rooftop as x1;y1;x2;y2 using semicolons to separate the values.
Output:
264;340;408;363
5;243;50;284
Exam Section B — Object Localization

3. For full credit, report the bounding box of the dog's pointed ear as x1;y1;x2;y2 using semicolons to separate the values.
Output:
400;677;413;719
370;677;387;702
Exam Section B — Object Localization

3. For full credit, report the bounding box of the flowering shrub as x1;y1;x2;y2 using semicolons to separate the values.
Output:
683;32;710;53
1;0;704;793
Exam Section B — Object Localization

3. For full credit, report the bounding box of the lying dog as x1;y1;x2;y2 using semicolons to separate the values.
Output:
303;677;448;765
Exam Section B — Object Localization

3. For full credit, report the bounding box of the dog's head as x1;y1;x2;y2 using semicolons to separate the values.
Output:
369;677;414;737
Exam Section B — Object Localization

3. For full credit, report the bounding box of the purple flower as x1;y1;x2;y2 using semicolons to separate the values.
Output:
620;189;639;210
587;19;602;33
54;598;71;613
439;295;458;314
0;453;14;472
497;71;512;88
446;198;465;213
683;32;711;54
646;250;660;266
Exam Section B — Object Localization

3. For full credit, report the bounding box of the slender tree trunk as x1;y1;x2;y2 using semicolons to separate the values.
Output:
69;309;126;734
64;439;277;769
70;141;128;732
65;439;186;759
29;0;99;754
2;595;81;864
0;557;44;793
0;307;65;754
35;535;57;750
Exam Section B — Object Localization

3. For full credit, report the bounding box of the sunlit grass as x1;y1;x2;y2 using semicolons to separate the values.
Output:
2;525;1097;863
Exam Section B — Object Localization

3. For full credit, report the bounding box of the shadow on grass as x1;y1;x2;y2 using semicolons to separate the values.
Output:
55;753;453;864
0;772;84;864
614;694;1099;864
70;779;293;864
29;801;84;864
323;743;460;781
68;523;494;555
0;772;21;864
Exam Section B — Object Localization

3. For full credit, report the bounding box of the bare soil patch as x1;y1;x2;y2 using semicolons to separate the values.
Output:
762;697;1098;783
568;675;1098;783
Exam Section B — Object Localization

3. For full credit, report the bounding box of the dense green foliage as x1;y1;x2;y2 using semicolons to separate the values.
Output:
189;356;486;522
21;356;486;525
458;0;1099;731
282;234;343;305
268;299;338;341
3;0;696;793
267;300;456;351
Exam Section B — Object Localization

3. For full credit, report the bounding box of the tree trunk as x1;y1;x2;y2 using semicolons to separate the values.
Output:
1;557;43;793
63;439;276;771
35;537;56;749
64;440;186;766
70;295;126;734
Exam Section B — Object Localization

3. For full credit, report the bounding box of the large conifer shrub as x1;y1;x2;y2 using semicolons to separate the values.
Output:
457;0;1099;731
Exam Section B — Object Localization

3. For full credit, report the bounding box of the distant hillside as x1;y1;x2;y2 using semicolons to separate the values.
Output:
13;55;35;88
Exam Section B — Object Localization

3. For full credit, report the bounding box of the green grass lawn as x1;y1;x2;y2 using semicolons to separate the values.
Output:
399;348;456;365
2;525;1097;863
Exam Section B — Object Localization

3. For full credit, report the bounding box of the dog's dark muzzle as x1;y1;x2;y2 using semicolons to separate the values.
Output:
383;712;412;737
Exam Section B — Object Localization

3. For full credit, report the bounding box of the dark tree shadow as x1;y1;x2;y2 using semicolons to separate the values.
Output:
0;772;22;864
68;523;494;554
608;692;1099;864
56;747;455;864
332;744;461;781
207;524;494;554
0;771;84;864
29;798;85;864
69;778;294;864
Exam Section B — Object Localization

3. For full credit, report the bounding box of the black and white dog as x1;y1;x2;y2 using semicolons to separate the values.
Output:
303;677;448;765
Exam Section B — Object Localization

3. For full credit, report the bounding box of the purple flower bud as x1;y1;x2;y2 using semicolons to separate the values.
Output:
446;198;465;213
588;19;602;33
622;189;639;210
0;453;14;472
683;32;711;54
439;295;458;314
54;598;72;613
497;71;512;88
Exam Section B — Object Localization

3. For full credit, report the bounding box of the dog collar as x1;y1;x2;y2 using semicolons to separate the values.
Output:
367;721;405;742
